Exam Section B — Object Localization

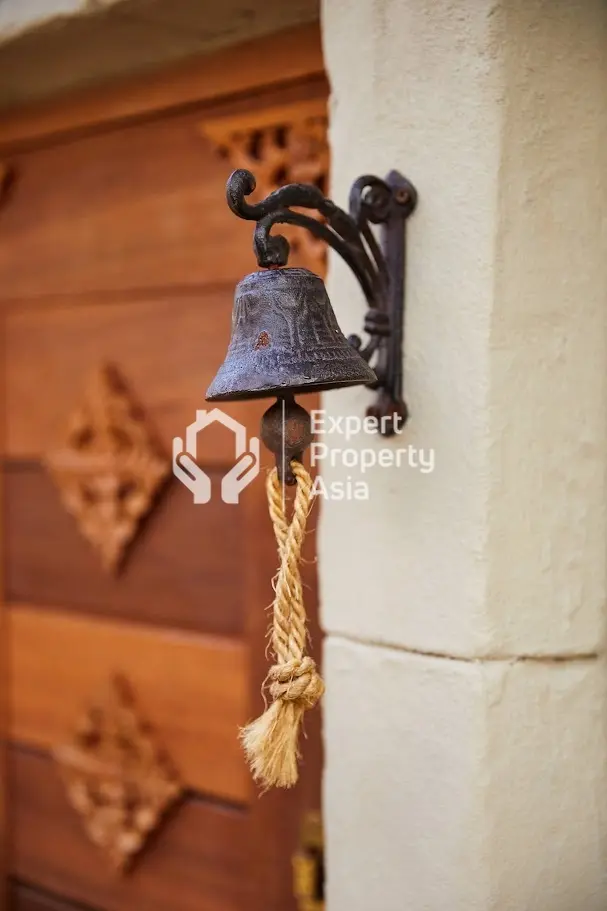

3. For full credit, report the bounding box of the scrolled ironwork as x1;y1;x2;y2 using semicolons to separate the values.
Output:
225;166;418;434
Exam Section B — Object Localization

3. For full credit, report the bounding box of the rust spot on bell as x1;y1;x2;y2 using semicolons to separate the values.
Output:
254;331;271;350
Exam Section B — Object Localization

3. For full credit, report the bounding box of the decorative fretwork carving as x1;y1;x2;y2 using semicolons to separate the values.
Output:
200;99;329;276
54;676;182;872
45;364;169;572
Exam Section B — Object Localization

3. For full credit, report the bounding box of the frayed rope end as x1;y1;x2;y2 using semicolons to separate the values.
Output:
241;657;325;789
240;700;303;789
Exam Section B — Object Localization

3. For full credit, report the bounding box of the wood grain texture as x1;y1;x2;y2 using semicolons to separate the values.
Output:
0;308;8;910
10;881;100;911
0;48;327;911
0;111;252;299
8;606;249;803
9;749;247;911
4;286;320;464
0;24;324;150
4;290;276;462
0;79;327;302
5;462;245;637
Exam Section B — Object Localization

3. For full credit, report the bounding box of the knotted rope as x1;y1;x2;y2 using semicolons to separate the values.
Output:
241;461;324;789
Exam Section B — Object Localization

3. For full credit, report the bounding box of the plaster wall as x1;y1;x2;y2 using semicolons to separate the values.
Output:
325;639;607;911
320;0;607;907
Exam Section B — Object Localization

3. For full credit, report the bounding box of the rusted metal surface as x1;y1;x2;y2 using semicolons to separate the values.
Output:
260;396;313;485
206;165;418;480
206;267;376;402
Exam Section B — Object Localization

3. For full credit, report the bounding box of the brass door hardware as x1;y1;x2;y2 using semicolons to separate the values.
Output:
292;811;324;911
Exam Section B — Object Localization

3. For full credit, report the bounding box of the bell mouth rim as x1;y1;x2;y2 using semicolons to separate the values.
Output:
241;266;322;277
205;375;377;403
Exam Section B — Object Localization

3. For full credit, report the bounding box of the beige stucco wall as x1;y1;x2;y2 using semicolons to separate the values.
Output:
320;0;607;908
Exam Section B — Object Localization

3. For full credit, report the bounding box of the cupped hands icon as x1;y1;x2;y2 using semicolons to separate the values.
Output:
172;408;260;504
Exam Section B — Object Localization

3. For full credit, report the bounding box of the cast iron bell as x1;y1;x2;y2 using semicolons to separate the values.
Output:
205;166;418;483
206;267;377;402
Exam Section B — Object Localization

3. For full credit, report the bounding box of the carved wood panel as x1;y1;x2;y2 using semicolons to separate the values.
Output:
10;604;249;801
54;676;182;872
45;365;169;573
5;463;246;636
10;748;247;911
1;48;324;911
200;98;329;277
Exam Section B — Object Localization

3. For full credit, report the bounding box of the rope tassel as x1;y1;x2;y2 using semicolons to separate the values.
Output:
241;461;324;789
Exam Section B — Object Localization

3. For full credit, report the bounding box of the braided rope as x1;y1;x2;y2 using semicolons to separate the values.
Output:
240;461;324;789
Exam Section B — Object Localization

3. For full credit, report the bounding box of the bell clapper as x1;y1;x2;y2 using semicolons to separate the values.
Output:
260;395;313;486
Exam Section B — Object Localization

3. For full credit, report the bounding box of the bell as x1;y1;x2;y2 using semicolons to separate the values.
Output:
206;267;377;401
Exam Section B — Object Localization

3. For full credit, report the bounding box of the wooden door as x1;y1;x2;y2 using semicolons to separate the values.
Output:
0;25;327;911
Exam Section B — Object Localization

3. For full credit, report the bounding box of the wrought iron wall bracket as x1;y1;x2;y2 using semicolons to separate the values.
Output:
226;167;418;436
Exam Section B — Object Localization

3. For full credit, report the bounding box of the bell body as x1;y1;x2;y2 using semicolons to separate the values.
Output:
206;267;377;401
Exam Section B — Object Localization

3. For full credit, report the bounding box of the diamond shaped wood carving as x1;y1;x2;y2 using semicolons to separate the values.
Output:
45;364;169;572
54;676;182;871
